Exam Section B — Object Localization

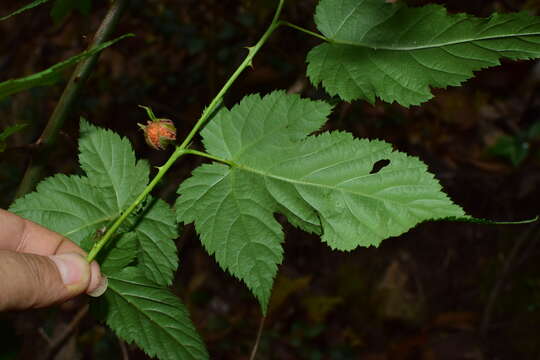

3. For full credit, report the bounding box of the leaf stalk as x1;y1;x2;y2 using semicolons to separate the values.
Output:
279;21;329;42
183;149;236;166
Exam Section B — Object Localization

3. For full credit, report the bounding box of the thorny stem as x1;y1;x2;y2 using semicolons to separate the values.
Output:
177;0;285;150
87;0;286;262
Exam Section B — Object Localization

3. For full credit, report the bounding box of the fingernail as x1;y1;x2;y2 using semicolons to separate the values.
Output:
49;253;85;286
88;276;108;297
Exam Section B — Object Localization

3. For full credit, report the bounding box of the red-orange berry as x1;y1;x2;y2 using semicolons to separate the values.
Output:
138;119;176;150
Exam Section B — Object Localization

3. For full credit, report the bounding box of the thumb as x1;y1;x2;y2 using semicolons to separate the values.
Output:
0;251;99;310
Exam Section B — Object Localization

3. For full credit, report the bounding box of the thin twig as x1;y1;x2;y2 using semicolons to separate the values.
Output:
249;316;266;360
119;339;130;360
15;0;129;199
43;304;90;360
480;223;538;337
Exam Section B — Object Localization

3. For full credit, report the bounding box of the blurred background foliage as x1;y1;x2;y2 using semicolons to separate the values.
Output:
1;0;540;359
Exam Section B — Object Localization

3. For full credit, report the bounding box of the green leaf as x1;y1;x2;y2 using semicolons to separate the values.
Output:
176;91;465;311
10;174;115;245
80;229;138;273
100;232;139;274
0;123;27;152
100;267;208;360
79;119;149;211
0;34;133;101
0;0;50;22
489;135;529;166
128;197;179;286
306;0;540;106
11;120;179;286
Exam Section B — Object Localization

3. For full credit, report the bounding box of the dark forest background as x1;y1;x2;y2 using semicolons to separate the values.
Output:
1;0;540;359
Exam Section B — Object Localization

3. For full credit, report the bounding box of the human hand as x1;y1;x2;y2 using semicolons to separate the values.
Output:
0;209;107;311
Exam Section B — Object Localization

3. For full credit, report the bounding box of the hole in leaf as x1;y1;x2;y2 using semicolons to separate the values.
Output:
369;159;390;174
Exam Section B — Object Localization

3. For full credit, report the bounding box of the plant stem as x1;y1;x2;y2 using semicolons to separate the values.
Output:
178;0;285;150
248;316;266;360
15;0;129;199
87;147;185;262
87;0;286;263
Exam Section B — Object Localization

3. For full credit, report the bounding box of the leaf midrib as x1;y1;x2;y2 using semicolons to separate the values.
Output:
326;31;540;51
231;161;430;205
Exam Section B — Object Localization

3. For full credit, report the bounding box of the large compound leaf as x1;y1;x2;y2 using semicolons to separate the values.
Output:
0;34;132;100
176;91;465;311
10;121;178;287
306;0;540;106
101;267;208;360
12;121;198;358
79;120;177;285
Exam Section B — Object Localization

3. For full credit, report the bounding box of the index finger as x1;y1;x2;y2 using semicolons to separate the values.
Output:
0;209;85;257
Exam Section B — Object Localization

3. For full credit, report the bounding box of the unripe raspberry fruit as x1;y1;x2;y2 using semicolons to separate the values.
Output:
137;105;176;150
138;119;176;150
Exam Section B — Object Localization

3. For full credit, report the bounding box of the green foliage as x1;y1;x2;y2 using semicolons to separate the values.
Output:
97;232;139;274
176;91;466;311
0;123;27;152
490;135;530;166
7;0;540;358
489;121;540;166
127;196;179;286
306;0;540;106
9;121;198;358
102;267;208;360
0;34;132;101
0;0;49;21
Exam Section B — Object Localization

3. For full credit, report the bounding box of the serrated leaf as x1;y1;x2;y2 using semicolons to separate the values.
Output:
100;267;208;360
176;91;465;312
10;121;178;287
79;119;149;211
0;34;132;101
178;163;284;311
128;197;179;286
100;232;139;274
306;0;540;106
81;231;138;274
10;174;114;245
0;0;49;21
